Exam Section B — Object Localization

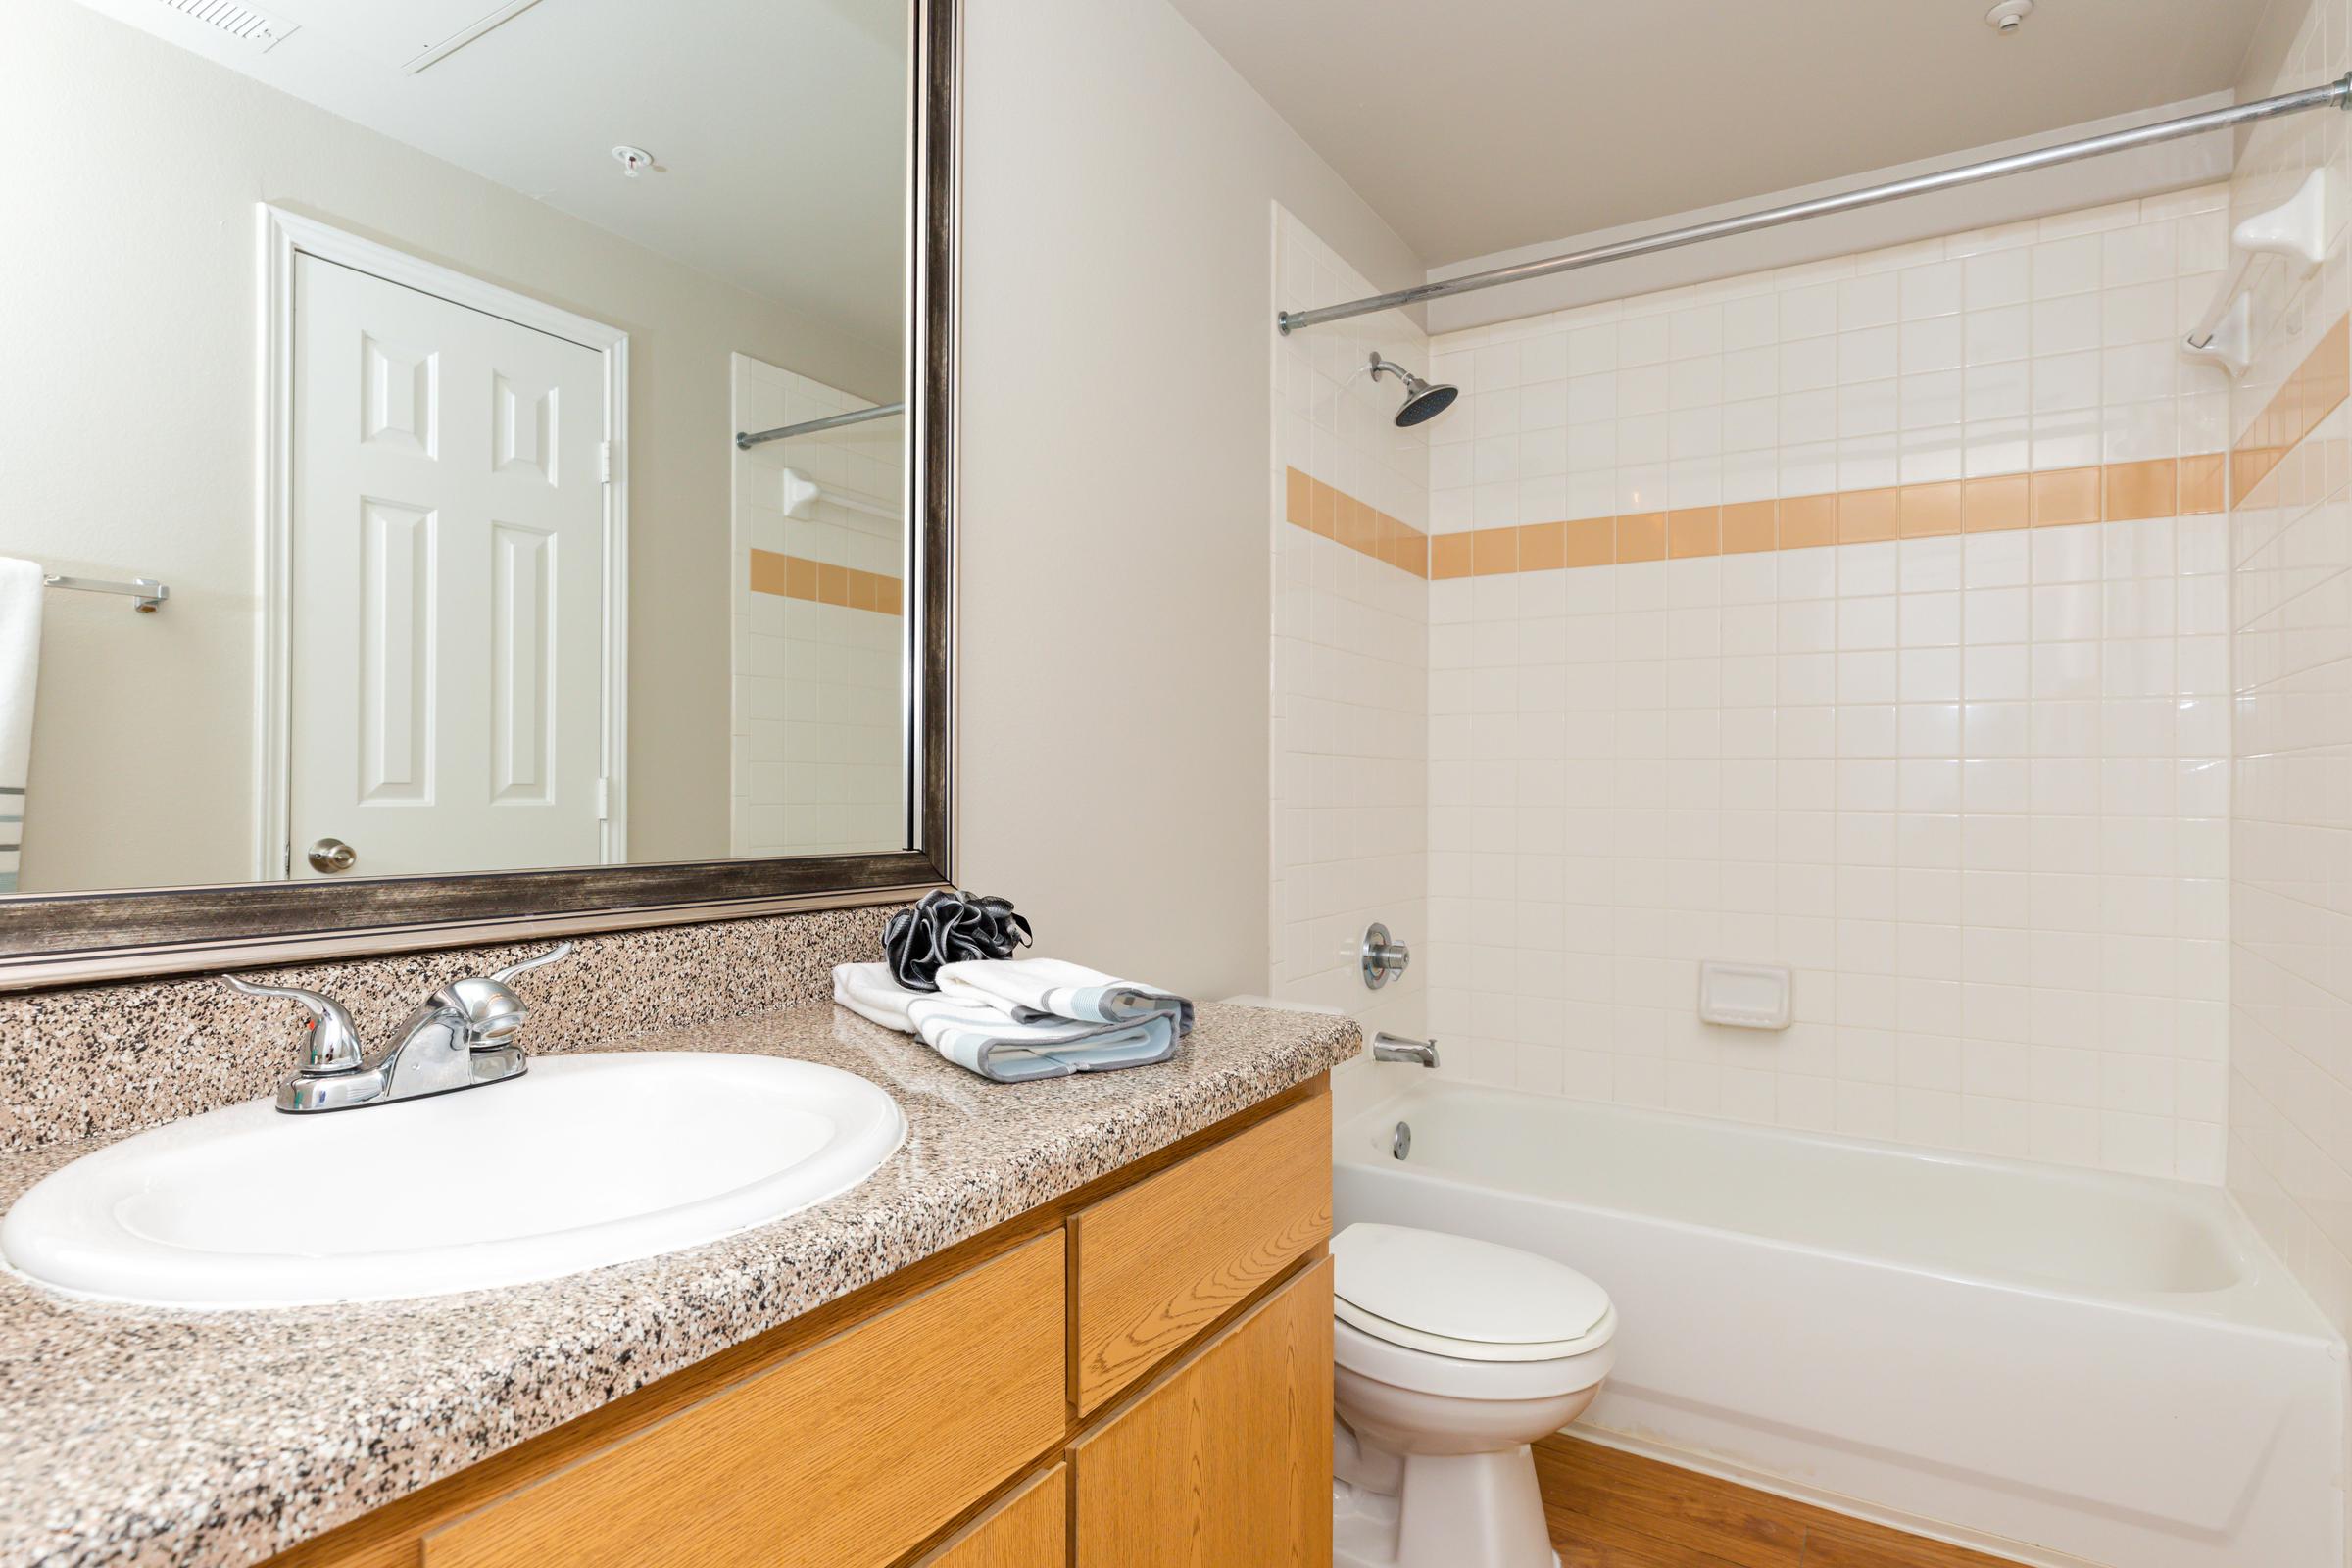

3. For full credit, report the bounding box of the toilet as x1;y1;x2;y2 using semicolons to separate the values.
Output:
1331;1222;1617;1568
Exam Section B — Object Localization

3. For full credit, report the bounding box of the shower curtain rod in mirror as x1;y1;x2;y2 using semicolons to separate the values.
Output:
1278;73;2352;334
737;400;906;450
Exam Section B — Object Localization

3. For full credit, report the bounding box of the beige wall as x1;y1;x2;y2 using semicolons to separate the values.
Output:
955;0;1422;1000
3;0;896;891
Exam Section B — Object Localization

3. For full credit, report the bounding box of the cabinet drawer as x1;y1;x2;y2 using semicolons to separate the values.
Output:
1069;1257;1333;1567
915;1464;1066;1568
1069;1096;1330;1413
423;1233;1065;1568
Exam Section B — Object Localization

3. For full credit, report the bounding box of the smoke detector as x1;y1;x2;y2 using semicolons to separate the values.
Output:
1986;0;2034;33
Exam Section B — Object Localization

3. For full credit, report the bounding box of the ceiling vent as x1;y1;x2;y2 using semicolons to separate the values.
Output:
153;0;299;51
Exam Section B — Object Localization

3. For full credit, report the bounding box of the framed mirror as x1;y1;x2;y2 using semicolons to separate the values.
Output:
0;0;956;985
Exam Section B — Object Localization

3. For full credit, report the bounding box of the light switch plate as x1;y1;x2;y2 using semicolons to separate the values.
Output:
1697;960;1791;1030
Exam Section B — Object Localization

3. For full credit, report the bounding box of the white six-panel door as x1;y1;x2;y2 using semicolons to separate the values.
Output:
289;254;608;878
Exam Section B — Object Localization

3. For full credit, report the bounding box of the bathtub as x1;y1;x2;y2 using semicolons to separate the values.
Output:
1333;1078;2345;1568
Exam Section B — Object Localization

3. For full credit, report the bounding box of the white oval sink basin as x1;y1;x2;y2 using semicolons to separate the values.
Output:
0;1053;905;1308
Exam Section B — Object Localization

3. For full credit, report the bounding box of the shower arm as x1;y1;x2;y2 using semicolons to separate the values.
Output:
1278;73;2352;334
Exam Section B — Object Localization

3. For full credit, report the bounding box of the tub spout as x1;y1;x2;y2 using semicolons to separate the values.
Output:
1372;1032;1440;1068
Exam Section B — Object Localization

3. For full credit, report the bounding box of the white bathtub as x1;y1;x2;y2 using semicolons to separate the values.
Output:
1333;1078;2345;1568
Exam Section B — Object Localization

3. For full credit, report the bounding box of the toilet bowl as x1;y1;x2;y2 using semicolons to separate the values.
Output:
1331;1222;1616;1568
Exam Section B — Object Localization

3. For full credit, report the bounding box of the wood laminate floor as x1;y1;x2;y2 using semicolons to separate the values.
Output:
1537;1434;2031;1568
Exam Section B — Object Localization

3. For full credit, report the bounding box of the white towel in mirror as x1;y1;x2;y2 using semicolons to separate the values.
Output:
0;558;39;893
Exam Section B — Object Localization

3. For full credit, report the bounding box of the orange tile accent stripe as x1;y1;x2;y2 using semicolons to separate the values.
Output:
1422;455;2227;580
1283;467;1431;577
2232;314;2351;508
748;549;903;614
1294;439;2245;582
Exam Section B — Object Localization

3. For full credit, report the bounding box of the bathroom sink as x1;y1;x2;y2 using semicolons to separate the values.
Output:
0;1053;905;1308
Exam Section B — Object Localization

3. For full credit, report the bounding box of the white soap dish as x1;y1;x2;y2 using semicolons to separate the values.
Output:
1697;961;1791;1031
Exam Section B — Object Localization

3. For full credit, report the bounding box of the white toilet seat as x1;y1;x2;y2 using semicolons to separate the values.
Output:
1333;1221;1616;1361
1338;1297;1618;1363
1335;1314;1616;1401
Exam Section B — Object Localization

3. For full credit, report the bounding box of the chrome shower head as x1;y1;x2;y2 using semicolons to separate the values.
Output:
1368;352;1458;427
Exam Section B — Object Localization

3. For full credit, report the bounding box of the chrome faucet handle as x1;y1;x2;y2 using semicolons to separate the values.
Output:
440;942;575;1047
220;974;366;1076
488;942;576;987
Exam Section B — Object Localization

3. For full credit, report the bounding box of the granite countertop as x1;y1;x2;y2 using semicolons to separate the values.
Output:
0;1000;1359;1568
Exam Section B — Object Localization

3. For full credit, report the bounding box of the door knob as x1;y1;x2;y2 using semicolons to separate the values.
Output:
307;838;358;874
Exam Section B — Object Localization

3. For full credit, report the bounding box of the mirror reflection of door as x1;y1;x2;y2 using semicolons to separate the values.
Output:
286;253;620;878
1;0;909;895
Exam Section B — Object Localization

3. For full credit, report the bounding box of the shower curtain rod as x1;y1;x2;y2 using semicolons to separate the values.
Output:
737;401;905;450
1277;74;2352;334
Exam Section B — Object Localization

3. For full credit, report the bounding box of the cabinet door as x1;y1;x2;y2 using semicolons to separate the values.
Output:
917;1465;1066;1568
1069;1097;1330;1415
422;1234;1066;1568
1068;1259;1332;1567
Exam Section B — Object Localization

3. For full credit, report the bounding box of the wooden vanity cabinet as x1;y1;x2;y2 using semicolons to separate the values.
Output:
1069;1259;1334;1566
421;1234;1066;1568
267;1078;1333;1568
914;1464;1067;1568
1067;1091;1332;1415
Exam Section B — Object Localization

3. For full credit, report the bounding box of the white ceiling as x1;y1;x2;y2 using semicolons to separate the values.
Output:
1166;0;2279;269
79;0;908;349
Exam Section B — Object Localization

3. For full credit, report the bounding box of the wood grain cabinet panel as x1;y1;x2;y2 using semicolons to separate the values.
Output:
916;1465;1066;1568
1068;1097;1330;1413
1068;1258;1334;1568
421;1234;1066;1568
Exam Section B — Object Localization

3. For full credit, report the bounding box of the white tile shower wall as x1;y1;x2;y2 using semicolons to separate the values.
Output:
1428;190;2231;529
1270;205;1429;1039
729;353;906;858
1423;189;2238;1180
2227;0;2352;1342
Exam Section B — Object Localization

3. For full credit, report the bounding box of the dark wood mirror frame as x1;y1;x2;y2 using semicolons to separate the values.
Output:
0;0;957;991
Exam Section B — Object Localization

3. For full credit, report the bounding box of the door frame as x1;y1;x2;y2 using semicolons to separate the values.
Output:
255;204;631;879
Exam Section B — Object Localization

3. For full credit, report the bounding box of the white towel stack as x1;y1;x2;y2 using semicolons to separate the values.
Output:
0;559;41;894
833;957;1193;1083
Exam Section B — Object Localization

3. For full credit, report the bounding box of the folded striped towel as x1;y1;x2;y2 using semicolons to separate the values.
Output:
832;960;1188;1083
934;958;1195;1035
834;960;924;1033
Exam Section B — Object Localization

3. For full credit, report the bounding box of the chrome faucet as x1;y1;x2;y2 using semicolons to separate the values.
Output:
222;944;575;1113
1371;1031;1440;1068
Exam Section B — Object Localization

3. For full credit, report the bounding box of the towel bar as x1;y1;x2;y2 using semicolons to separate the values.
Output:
41;574;169;612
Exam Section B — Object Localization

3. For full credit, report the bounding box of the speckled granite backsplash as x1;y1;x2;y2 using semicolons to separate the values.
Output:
0;903;901;1152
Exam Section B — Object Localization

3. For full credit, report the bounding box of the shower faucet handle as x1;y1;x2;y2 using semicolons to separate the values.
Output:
1361;922;1411;989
